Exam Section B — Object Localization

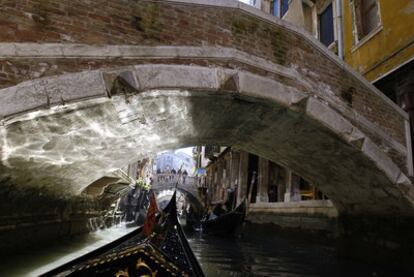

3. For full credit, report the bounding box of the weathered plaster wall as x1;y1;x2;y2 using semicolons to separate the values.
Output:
281;0;305;28
343;0;414;81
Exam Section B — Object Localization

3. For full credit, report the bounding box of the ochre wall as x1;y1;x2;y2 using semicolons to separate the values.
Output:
343;0;414;81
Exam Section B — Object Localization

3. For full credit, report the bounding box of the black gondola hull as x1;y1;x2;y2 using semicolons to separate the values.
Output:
41;191;205;277
201;201;246;237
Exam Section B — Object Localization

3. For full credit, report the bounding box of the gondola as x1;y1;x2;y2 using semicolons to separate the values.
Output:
183;214;199;233
201;200;246;237
40;191;205;277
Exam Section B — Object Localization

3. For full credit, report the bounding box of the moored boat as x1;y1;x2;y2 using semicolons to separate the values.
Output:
201;200;246;237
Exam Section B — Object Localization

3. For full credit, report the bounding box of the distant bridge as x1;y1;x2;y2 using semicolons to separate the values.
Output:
151;174;200;201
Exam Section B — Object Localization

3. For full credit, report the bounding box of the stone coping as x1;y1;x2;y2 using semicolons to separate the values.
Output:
249;200;338;217
250;199;335;209
0;44;408;155
142;0;408;120
0;0;408;119
0;43;299;81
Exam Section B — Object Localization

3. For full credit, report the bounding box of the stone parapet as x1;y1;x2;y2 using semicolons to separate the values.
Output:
247;200;338;232
249;200;338;218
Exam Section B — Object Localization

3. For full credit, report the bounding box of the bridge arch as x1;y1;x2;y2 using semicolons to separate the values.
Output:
0;64;413;217
153;187;204;214
0;0;413;217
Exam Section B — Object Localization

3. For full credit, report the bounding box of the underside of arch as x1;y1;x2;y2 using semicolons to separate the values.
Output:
0;64;413;216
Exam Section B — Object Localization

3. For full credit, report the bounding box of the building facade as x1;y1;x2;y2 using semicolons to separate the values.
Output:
342;0;414;82
202;147;327;205
259;0;344;57
247;0;414;167
199;146;336;230
342;0;414;160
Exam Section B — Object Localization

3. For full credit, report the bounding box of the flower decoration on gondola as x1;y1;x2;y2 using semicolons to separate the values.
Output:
136;177;151;190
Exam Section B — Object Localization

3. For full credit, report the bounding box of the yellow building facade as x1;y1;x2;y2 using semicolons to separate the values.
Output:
342;0;414;82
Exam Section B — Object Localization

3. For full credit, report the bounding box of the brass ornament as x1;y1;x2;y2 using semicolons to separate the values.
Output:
136;258;158;277
115;267;130;277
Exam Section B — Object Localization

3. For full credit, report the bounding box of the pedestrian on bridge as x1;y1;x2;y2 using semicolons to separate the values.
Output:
183;169;188;184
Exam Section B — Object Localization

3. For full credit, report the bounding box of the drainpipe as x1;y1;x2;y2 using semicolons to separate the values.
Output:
336;0;344;60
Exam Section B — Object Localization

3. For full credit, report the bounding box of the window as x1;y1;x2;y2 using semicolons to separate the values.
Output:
319;3;334;47
281;0;289;16
239;0;260;8
353;0;380;41
271;0;289;18
238;0;253;5
271;0;280;17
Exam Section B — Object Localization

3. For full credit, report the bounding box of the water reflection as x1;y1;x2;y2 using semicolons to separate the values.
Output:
0;224;409;277
187;231;406;277
0;224;136;277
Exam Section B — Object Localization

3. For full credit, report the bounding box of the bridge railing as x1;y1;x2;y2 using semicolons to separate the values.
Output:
152;173;195;188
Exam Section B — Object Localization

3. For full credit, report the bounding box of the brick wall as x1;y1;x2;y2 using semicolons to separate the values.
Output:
0;0;408;151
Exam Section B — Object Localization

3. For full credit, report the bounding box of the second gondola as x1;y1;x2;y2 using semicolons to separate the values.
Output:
201;200;246;237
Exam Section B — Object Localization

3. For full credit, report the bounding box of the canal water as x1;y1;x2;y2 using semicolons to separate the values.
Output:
188;231;406;277
0;224;136;276
0;224;408;276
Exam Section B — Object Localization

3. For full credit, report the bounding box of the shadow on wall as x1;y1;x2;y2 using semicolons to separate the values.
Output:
0;176;106;252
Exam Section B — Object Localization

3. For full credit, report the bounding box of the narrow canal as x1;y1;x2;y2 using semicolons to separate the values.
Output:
0;225;407;276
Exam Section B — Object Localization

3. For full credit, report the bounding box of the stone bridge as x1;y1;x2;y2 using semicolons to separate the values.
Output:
153;185;204;215
0;0;413;219
152;174;199;199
